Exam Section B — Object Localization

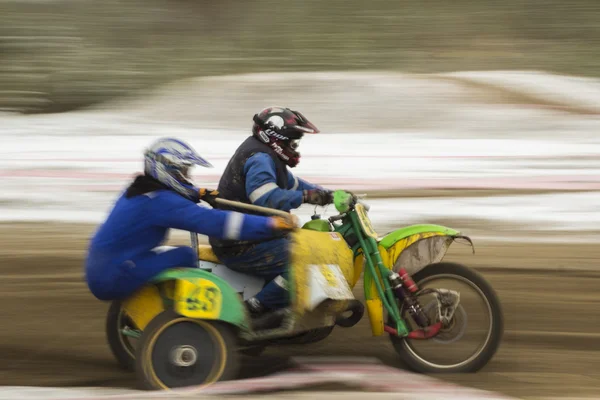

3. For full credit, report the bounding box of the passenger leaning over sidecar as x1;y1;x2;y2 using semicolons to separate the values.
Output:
209;107;335;317
85;137;297;301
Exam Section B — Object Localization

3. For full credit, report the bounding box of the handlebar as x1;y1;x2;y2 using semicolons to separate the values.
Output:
328;214;345;223
326;192;370;222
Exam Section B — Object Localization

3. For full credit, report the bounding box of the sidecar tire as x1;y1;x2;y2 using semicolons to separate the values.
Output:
106;300;137;371
389;262;504;373
135;310;240;390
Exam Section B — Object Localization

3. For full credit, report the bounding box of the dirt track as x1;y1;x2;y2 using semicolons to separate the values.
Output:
1;222;599;399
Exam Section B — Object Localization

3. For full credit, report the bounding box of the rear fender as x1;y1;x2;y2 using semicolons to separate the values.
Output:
154;268;248;329
122;268;248;332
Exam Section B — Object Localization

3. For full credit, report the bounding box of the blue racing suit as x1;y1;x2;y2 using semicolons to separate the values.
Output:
85;175;279;301
210;137;322;310
245;152;320;211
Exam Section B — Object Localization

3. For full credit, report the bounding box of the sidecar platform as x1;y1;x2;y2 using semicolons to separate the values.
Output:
197;244;265;300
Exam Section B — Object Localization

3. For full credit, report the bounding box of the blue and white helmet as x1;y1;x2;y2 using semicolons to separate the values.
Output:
144;137;213;202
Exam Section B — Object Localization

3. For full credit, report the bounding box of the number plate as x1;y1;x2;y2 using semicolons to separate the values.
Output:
355;203;377;239
175;278;223;319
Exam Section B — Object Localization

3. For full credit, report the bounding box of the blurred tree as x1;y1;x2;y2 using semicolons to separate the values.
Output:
0;0;599;113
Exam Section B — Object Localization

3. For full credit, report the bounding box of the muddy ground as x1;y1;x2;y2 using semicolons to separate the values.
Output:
0;222;599;399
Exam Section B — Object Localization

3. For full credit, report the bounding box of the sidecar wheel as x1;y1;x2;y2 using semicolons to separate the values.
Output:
135;310;239;390
106;300;138;371
389;262;504;373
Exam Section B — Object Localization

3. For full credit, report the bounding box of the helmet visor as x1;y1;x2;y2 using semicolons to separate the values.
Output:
180;166;191;179
293;110;320;134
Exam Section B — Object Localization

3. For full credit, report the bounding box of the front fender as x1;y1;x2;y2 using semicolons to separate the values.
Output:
354;224;472;337
378;224;473;275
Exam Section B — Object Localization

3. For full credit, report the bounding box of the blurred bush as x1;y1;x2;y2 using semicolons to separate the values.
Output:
1;0;599;113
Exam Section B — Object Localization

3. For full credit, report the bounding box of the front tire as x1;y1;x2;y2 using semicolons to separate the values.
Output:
390;262;504;373
135;310;240;390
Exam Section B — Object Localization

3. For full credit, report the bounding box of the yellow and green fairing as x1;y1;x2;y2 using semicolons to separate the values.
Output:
329;190;465;336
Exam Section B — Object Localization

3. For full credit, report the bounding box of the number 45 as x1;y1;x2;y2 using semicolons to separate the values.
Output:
186;286;218;312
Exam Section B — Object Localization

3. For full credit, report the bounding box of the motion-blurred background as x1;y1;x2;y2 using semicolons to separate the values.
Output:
1;2;600;399
2;0;599;113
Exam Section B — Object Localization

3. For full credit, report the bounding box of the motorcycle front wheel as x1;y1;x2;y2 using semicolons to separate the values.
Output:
389;262;504;373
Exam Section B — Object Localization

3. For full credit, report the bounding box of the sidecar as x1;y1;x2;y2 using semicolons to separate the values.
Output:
108;225;363;390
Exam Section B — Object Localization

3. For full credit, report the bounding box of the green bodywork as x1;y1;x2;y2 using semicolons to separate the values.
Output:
348;211;408;335
302;218;332;232
379;224;460;249
131;190;466;338
152;267;249;330
329;192;464;336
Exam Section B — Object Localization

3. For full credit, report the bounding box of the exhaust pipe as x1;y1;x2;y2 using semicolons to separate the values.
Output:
335;300;364;328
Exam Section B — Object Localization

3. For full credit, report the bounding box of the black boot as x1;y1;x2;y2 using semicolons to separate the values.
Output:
244;297;266;318
244;297;286;331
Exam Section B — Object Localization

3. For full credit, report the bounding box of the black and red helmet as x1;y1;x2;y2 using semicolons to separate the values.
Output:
252;106;320;167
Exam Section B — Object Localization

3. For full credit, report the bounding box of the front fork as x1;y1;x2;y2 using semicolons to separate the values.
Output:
388;269;430;328
350;214;443;339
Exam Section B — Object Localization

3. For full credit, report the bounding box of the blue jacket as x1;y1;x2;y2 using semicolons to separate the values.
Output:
87;188;277;267
210;137;322;251
244;152;320;211
85;181;281;302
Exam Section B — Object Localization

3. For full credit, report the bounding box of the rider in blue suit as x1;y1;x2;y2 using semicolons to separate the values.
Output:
209;107;334;316
85;137;298;301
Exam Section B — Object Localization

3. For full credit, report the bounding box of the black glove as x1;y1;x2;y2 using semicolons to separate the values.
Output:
303;189;333;206
198;188;219;207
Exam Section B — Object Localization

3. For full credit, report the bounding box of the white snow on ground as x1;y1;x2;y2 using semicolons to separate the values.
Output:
96;70;600;138
1;70;600;241
1;130;600;237
0;359;519;400
440;70;600;113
